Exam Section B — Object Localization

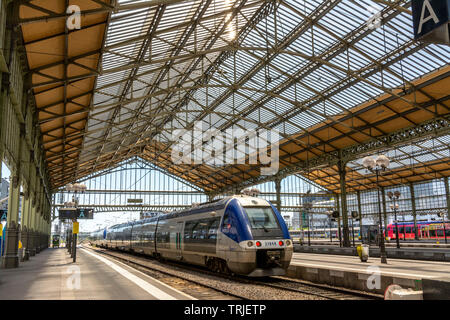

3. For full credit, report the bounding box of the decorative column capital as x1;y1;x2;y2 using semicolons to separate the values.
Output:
12;175;20;189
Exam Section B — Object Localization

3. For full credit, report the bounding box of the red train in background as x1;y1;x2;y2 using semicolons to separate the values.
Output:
386;221;450;240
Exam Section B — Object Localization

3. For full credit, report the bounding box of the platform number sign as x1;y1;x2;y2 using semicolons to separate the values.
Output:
0;210;6;221
412;0;450;43
78;209;86;218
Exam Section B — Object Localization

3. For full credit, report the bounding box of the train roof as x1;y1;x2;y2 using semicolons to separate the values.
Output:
159;195;271;220
387;221;450;226
101;195;271;229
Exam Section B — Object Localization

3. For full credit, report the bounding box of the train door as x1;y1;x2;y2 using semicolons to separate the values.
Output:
404;226;411;240
429;228;437;240
421;226;429;239
175;221;183;260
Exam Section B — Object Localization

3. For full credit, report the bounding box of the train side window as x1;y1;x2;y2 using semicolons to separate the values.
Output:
198;220;208;239
208;218;220;240
192;222;202;240
429;230;436;237
405;227;412;234
184;221;194;240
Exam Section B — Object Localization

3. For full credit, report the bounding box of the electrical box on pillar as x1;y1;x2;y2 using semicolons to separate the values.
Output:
71;221;79;263
72;222;79;235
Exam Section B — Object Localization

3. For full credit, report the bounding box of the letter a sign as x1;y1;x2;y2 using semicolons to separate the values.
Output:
412;0;450;44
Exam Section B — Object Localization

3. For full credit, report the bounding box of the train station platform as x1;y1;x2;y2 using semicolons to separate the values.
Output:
287;252;450;296
0;246;195;300
294;244;450;262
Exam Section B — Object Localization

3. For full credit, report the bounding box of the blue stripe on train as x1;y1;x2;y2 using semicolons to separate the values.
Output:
221;199;253;243
268;201;291;240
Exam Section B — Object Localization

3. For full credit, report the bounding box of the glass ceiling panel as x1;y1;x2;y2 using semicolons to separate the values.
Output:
68;0;449;189
347;135;449;176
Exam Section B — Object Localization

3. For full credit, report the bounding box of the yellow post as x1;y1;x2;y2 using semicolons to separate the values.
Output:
73;222;79;235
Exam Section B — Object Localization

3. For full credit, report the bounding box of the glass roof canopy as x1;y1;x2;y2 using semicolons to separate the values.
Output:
19;0;449;194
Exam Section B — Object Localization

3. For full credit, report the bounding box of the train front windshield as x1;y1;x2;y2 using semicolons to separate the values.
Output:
244;207;280;230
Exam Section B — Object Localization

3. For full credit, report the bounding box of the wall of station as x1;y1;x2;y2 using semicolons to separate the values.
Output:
0;0;52;267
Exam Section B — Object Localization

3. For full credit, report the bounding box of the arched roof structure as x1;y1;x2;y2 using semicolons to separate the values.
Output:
17;0;449;195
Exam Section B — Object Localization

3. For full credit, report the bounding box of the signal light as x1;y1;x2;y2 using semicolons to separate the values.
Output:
279;241;284;246
256;241;261;247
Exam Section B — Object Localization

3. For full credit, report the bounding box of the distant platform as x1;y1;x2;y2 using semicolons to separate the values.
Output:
0;247;195;300
293;244;450;262
292;239;450;248
287;252;450;296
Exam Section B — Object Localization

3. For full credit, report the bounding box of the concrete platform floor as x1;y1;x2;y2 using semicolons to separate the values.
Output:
0;246;195;300
291;252;450;279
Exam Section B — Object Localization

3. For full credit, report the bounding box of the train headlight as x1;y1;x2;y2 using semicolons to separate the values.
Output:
286;240;291;246
247;241;253;247
256;241;262;247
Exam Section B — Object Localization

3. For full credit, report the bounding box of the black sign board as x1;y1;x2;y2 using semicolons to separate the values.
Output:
127;198;143;204
59;208;94;220
412;0;450;42
0;209;7;221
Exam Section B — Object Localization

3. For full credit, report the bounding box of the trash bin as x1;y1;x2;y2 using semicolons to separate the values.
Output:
357;244;369;262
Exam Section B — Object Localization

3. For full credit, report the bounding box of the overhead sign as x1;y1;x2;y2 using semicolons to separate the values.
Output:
127;198;143;204
0;210;6;221
59;208;94;220
412;0;450;43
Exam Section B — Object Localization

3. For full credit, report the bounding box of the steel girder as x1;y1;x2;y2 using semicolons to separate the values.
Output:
212;115;450;197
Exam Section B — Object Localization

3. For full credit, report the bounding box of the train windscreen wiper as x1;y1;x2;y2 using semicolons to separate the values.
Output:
256;223;269;232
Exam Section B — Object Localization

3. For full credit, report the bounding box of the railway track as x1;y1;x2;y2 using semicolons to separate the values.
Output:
84;244;382;300
246;277;383;300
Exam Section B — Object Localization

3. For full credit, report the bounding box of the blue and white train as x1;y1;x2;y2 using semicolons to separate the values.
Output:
89;195;293;277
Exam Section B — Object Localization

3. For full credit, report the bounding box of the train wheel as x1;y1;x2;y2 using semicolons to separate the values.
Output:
219;260;230;275
210;259;221;273
206;258;214;271
211;259;218;273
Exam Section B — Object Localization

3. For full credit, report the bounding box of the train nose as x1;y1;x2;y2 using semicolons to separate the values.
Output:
256;250;282;268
